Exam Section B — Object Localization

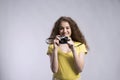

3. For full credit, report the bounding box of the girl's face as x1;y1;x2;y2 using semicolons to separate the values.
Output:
59;21;72;37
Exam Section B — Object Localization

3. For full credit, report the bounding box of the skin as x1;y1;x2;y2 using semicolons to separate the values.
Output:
49;21;85;74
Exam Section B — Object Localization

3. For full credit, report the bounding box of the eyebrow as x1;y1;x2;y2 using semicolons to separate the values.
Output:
59;25;70;27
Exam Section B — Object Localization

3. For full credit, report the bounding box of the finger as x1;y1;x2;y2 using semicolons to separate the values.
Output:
56;35;61;40
56;41;60;46
67;37;71;41
67;40;74;45
67;41;71;44
54;39;59;45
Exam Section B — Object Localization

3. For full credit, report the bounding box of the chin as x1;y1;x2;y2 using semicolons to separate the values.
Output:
64;35;68;37
61;34;70;37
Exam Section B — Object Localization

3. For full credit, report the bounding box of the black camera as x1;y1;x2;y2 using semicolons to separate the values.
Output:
59;36;69;44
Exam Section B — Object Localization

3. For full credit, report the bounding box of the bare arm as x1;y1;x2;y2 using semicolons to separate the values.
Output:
67;38;86;74
49;48;59;73
71;47;85;73
48;35;60;73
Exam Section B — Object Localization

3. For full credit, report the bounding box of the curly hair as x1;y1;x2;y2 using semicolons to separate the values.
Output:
49;16;89;50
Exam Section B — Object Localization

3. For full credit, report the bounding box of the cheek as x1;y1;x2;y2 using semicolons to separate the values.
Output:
68;29;72;33
59;30;63;34
69;30;72;35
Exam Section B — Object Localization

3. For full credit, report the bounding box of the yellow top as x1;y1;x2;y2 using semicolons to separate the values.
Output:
47;42;87;80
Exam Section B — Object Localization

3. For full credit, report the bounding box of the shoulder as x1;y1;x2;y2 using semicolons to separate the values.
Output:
74;41;88;54
48;44;54;49
74;41;83;47
47;44;54;55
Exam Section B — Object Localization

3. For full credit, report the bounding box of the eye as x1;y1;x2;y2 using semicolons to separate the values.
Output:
59;26;64;30
66;26;70;29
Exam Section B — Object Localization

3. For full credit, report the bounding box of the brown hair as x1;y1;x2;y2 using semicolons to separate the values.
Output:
49;16;89;50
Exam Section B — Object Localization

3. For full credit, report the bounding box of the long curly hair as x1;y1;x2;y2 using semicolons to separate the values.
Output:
49;16;89;50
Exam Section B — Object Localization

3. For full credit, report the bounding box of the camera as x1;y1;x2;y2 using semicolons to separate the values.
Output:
46;36;70;44
59;36;69;44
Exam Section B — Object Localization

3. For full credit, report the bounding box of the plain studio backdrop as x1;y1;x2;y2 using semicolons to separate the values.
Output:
0;0;120;80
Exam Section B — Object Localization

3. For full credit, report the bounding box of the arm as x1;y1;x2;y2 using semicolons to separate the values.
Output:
48;35;60;73
71;47;85;73
49;47;59;73
67;38;86;73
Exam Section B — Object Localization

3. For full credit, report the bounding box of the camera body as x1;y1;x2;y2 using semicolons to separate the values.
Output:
59;36;69;44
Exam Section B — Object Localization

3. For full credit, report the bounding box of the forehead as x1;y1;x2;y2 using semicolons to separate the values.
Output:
60;21;70;26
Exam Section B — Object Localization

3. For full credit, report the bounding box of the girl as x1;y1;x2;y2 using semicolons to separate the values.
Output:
47;16;89;80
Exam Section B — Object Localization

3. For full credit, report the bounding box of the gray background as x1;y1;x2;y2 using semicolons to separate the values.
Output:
0;0;120;80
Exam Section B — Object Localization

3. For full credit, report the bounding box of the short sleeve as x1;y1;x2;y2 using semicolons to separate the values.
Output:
47;44;54;55
78;44;87;54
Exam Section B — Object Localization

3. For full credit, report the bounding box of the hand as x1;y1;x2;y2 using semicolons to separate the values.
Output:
67;37;74;49
53;35;60;48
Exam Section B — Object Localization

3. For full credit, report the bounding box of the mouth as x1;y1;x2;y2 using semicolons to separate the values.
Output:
62;34;69;37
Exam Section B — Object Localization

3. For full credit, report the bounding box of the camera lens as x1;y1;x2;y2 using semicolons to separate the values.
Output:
59;36;68;44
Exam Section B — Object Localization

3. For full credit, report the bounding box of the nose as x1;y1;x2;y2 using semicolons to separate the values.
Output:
63;28;67;33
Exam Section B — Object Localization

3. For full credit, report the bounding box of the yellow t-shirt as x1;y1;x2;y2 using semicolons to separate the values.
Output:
47;42;87;80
